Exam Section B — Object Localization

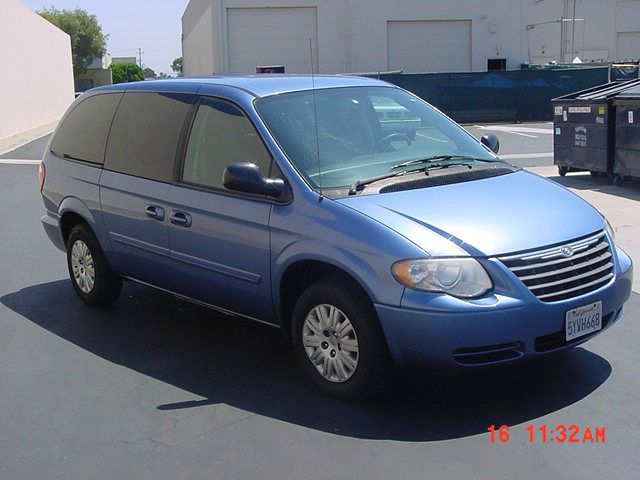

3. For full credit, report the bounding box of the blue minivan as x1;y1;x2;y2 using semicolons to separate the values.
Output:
40;76;633;399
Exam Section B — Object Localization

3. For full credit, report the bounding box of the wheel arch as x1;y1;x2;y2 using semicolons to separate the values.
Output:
58;197;97;246
277;258;375;339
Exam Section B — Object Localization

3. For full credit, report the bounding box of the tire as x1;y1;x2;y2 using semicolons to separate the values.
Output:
291;278;392;401
558;165;568;177
612;174;624;187
66;223;122;307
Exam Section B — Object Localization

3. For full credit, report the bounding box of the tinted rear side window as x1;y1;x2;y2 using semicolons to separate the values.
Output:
51;93;122;164
104;92;193;182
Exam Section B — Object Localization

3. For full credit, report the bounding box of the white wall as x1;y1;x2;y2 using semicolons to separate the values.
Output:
0;0;74;149
182;0;217;75
182;0;640;75
350;0;524;73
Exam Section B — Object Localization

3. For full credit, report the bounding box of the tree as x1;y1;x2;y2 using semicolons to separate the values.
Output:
171;57;183;75
111;63;145;84
143;67;156;79
38;8;107;77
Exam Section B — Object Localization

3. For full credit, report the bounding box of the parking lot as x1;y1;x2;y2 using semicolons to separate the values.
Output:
1;125;639;480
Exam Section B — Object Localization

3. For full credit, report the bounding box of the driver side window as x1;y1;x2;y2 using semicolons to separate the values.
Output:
182;97;271;189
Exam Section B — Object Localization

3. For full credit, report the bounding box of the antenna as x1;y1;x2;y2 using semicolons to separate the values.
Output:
309;38;322;193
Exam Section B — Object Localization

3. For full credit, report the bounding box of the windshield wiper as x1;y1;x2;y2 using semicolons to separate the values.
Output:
390;154;482;170
51;150;90;163
348;162;473;195
348;171;405;195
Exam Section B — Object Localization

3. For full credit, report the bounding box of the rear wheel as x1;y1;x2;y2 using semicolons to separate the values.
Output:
291;278;392;400
558;165;568;177
66;224;122;306
612;174;624;187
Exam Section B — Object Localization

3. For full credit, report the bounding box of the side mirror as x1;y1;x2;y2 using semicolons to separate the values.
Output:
481;134;500;154
223;162;285;197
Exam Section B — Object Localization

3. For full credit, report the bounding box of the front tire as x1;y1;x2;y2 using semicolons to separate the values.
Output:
291;278;392;400
66;224;122;307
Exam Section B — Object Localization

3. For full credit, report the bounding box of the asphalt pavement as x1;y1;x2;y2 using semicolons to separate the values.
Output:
465;121;554;167
0;133;52;160
0;127;638;480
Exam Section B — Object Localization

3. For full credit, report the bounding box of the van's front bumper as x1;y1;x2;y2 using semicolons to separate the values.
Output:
375;246;633;369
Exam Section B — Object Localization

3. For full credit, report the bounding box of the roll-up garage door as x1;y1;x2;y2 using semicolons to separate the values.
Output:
387;20;471;73
226;7;318;74
616;32;640;62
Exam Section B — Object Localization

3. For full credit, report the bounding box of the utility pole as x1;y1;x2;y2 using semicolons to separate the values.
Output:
137;48;143;68
571;0;577;59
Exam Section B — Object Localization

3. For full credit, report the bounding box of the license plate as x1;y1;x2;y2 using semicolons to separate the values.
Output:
565;301;602;341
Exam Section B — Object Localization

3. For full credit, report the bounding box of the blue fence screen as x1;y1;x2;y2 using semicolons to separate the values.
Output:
366;67;609;123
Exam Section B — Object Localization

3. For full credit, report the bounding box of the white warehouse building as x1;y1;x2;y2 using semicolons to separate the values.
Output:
182;0;640;76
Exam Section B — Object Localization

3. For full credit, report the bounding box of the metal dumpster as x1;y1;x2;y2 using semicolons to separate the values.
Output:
612;85;640;186
551;79;640;178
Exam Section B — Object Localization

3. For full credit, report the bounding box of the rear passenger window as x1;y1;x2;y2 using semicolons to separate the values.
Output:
182;98;271;190
104;92;193;182
51;93;122;164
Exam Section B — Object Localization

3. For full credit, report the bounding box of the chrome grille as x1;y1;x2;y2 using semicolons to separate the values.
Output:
498;231;613;302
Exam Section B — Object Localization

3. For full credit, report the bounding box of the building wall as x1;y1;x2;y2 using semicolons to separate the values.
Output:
519;0;630;64
182;0;217;75
112;56;138;65
0;0;74;150
75;68;114;92
182;0;640;75
350;0;523;73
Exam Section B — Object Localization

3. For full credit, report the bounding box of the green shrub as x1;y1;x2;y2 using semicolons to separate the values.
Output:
111;63;145;84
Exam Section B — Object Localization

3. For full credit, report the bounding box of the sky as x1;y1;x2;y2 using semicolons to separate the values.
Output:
21;0;189;74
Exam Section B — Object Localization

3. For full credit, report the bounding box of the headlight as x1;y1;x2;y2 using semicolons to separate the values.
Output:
392;258;492;298
604;218;616;242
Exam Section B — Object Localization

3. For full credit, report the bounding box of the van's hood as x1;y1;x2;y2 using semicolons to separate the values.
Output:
336;170;604;257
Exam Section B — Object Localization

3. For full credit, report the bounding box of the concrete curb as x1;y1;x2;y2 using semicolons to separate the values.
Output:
0;123;56;157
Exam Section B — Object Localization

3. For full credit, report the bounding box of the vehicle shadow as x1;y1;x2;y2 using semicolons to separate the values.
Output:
546;172;640;202
1;280;613;442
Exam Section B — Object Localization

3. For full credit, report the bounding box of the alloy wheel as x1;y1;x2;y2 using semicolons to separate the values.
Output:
302;304;359;382
70;239;95;293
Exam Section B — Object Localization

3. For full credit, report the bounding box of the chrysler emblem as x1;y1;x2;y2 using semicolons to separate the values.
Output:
561;246;574;257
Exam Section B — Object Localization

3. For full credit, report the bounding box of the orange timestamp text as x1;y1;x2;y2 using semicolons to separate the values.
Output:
488;424;606;444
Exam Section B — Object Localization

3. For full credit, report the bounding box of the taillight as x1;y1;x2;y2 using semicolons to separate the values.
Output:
39;162;46;192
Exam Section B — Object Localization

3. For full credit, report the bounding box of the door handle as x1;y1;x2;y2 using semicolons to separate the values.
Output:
144;204;165;221
169;210;192;227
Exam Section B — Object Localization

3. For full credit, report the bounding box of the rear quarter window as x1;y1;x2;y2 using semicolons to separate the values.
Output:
50;93;123;164
104;92;194;183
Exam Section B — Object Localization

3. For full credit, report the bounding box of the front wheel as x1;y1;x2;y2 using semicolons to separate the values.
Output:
66;224;122;306
291;279;392;400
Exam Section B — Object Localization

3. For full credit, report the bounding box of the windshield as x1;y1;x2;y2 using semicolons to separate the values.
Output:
255;86;497;189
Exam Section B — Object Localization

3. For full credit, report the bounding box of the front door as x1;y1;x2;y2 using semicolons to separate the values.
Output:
166;96;275;322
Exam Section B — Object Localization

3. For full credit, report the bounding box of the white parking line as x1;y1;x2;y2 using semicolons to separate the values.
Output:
500;152;553;159
416;132;448;143
499;130;537;138
0;159;41;165
473;125;555;138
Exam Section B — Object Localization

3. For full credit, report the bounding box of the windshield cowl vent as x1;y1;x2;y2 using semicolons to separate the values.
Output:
379;167;515;193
